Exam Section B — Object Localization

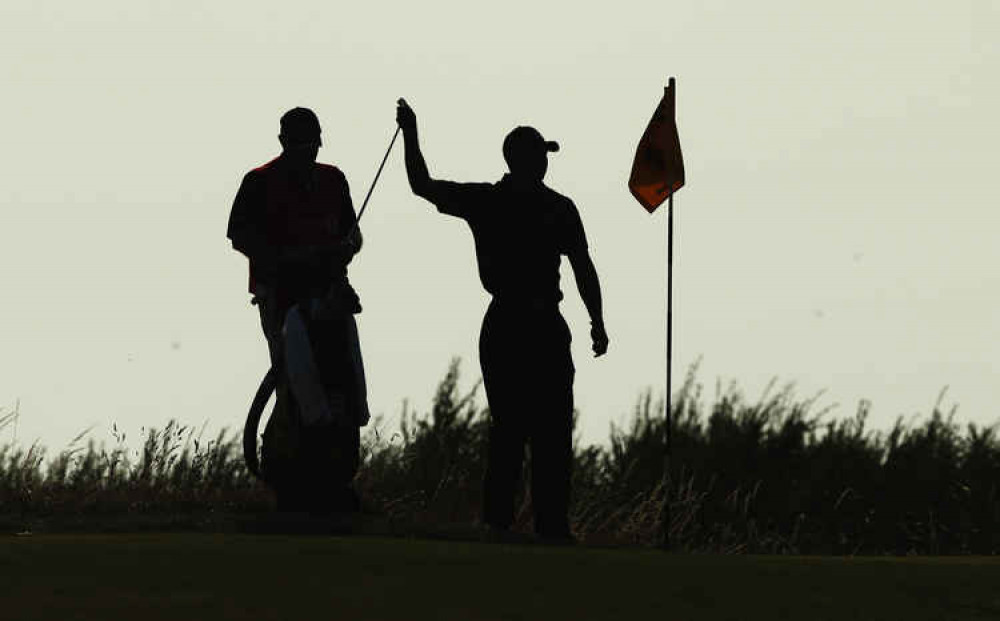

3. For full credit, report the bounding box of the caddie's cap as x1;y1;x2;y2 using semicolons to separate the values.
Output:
280;107;322;142
503;126;559;163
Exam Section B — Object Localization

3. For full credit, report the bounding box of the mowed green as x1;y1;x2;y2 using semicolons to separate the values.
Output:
2;534;998;621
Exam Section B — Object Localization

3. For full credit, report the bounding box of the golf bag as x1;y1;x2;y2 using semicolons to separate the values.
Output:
243;287;370;514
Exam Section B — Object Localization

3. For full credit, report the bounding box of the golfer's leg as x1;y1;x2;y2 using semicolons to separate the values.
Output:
530;318;575;538
484;414;526;529
530;389;573;537
480;304;524;530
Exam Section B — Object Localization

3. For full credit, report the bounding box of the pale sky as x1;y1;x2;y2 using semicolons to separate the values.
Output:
1;1;997;453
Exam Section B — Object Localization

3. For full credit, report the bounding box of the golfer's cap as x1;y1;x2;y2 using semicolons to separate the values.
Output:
503;126;559;160
280;107;322;142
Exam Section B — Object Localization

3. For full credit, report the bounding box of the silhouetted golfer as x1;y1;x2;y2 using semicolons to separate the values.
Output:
227;107;368;515
396;98;609;542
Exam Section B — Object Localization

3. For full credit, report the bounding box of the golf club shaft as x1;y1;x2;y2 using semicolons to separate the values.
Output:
348;125;401;237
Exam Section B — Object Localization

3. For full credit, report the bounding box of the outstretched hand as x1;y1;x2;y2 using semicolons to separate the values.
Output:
396;98;416;131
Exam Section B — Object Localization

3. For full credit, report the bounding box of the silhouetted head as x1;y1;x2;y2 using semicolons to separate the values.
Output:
502;126;559;183
279;107;322;166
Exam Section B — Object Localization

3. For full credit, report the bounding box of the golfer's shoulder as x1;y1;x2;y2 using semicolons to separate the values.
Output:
541;184;578;213
464;180;497;194
436;179;494;200
426;179;493;217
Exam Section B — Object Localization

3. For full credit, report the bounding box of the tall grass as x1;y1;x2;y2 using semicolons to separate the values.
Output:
0;416;268;528
1;360;997;554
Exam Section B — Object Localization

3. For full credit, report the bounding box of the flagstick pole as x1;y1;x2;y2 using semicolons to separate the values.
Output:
662;191;674;551
661;75;676;552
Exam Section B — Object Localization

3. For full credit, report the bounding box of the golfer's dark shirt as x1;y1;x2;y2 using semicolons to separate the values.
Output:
425;174;588;304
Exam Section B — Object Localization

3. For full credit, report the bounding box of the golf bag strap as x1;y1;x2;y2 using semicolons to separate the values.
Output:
243;366;278;480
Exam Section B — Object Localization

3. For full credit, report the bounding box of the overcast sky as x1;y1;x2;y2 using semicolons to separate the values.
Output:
1;0;997;452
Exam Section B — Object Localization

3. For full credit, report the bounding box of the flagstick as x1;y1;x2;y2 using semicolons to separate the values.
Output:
661;75;677;552
662;190;674;551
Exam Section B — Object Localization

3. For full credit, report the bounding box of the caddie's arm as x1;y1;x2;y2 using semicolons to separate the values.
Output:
228;170;279;283
568;247;609;357
335;169;363;266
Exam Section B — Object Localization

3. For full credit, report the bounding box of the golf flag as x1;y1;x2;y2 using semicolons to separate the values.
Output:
629;81;685;213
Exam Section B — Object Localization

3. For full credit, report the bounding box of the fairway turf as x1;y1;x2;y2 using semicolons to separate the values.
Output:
2;534;998;621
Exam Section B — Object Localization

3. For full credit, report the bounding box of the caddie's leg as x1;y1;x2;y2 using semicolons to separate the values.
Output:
256;285;286;367
256;288;305;509
263;381;307;510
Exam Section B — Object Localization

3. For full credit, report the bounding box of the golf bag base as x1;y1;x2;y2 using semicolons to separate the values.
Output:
260;381;362;515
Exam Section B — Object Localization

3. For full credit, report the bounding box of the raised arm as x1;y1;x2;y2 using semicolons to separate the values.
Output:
394;98;491;218
396;98;433;199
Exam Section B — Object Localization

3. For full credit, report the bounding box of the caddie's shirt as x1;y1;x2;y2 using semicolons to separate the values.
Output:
227;156;358;296
423;174;588;304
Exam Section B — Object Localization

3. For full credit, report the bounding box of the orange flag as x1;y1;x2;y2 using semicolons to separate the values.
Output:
628;79;685;213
